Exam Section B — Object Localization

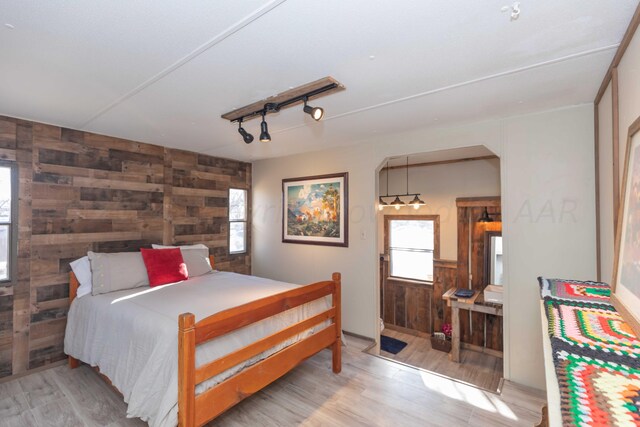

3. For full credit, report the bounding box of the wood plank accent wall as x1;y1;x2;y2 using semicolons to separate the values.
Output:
456;197;502;351
432;259;456;334
0;115;251;379
382;278;432;333
381;214;440;334
380;260;457;336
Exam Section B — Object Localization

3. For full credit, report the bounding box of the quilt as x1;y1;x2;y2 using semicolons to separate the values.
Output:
540;277;640;426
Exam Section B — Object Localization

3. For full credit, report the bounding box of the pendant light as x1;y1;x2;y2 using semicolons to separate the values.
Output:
390;158;407;210
406;156;425;209
390;195;405;210
379;156;426;210
408;194;426;209
378;161;390;211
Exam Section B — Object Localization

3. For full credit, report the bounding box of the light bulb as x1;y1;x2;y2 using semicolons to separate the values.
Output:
378;204;384;211
395;204;400;211
413;204;420;210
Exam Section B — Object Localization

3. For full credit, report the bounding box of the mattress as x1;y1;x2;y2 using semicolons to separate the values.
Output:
64;271;330;427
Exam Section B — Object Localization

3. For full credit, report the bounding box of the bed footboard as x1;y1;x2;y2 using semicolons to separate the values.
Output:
178;272;342;427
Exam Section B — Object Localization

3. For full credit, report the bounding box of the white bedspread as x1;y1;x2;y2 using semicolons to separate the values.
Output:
64;271;330;427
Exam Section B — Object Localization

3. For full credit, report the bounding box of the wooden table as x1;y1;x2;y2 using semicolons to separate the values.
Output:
442;287;503;362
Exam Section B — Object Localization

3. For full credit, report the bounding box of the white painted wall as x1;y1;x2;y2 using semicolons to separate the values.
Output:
501;106;596;389
252;104;596;390
377;158;501;259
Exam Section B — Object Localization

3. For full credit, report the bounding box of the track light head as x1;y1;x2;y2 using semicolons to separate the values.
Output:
303;97;324;121
259;113;271;143
237;120;254;144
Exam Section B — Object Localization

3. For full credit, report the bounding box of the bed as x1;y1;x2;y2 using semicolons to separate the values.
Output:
64;256;341;427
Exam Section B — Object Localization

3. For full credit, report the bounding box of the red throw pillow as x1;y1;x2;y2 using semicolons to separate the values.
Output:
140;248;188;287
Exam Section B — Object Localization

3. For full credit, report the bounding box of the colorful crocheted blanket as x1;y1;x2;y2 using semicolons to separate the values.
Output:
539;277;611;304
539;277;640;426
555;350;640;426
543;298;640;365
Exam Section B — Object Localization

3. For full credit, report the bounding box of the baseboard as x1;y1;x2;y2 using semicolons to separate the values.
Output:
461;342;503;359
383;323;430;338
342;330;375;342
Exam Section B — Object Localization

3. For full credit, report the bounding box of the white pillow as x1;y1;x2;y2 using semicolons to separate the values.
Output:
88;251;150;296
151;244;213;277
70;256;92;299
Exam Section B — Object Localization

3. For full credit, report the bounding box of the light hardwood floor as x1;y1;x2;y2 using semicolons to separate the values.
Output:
371;328;503;392
0;335;544;426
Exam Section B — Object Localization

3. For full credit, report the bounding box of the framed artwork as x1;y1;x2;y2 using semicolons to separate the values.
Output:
282;172;348;247
613;115;640;336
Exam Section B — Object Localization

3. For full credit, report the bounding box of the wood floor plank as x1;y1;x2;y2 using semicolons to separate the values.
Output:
104;418;148;427
0;381;29;419
17;369;65;409
0;335;543;427
30;398;85;427
50;363;128;426
0;411;38;427
375;328;502;391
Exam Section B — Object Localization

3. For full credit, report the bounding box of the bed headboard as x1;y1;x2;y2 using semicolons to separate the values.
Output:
69;255;216;303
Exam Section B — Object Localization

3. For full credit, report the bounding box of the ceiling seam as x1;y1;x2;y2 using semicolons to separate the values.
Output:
199;101;597;159
272;43;620;135
78;0;288;128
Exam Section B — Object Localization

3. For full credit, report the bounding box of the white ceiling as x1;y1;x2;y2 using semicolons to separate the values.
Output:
0;1;637;162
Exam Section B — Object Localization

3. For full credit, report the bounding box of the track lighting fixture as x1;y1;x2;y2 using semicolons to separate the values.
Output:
259;113;271;143
237;119;254;144
303;97;324;121
222;77;345;144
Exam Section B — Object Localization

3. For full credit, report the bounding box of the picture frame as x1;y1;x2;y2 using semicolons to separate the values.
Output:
282;172;348;247
612;114;640;337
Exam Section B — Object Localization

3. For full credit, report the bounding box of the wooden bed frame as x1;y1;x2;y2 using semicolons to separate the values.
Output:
67;256;342;427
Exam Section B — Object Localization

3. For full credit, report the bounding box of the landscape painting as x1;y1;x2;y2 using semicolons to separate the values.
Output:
620;142;640;288
614;120;640;334
282;173;348;247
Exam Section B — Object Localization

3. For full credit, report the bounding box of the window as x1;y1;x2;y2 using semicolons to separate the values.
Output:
229;189;247;254
0;162;16;283
386;216;439;282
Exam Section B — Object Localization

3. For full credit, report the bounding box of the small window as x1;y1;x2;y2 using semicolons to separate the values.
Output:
0;163;16;282
229;189;247;254
386;216;439;282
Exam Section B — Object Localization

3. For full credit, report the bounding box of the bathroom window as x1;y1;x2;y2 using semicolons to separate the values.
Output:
385;216;439;282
